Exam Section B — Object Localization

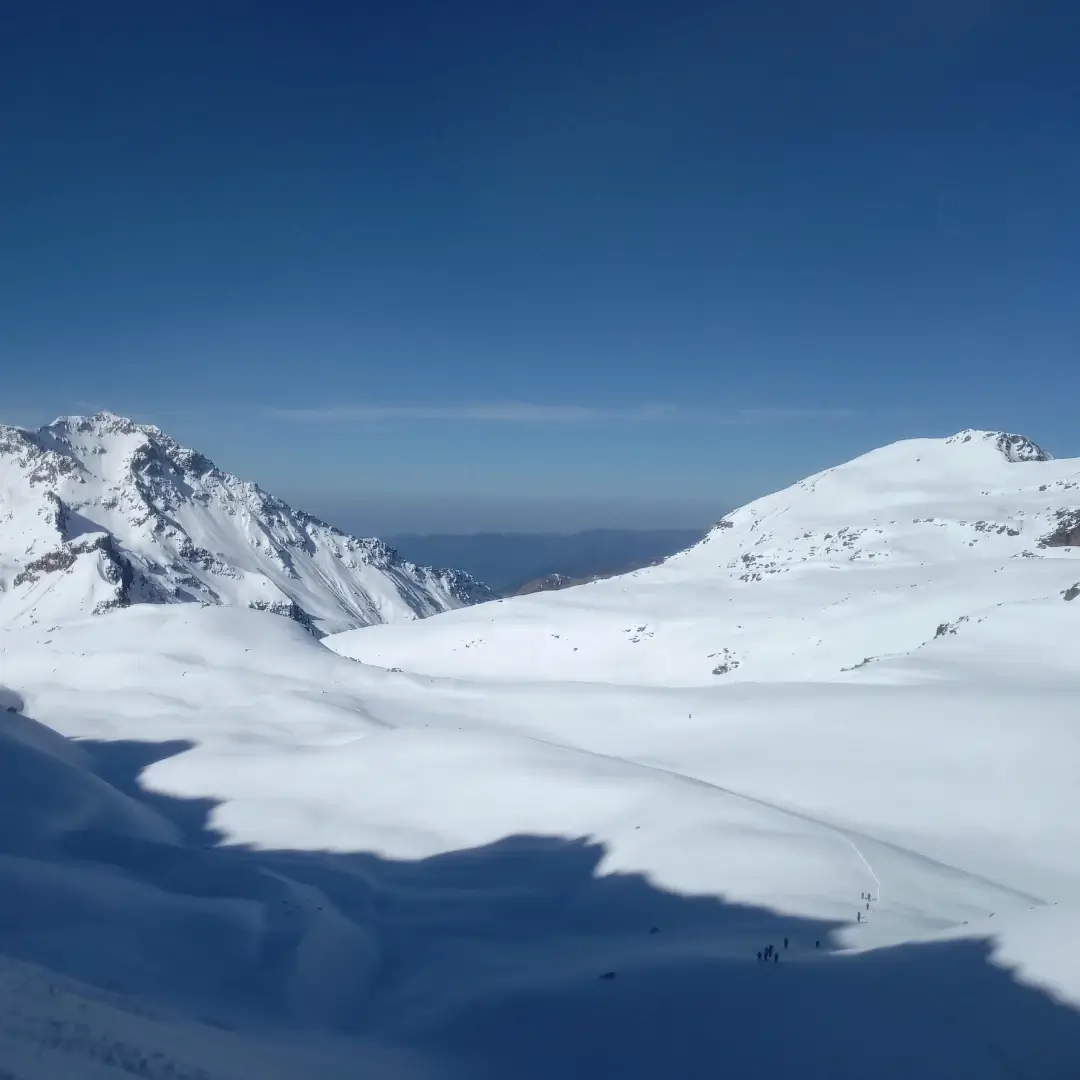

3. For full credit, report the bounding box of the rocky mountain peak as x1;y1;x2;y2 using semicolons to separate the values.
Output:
0;412;493;633
945;429;1052;462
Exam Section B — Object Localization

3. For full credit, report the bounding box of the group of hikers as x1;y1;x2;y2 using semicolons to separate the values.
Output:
756;890;877;962
757;941;785;963
757;936;819;963
856;890;876;923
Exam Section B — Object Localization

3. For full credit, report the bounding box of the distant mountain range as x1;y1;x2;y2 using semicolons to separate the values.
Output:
0;412;492;634
385;528;709;595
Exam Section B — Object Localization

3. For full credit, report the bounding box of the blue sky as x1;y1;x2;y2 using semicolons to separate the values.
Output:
1;1;1077;531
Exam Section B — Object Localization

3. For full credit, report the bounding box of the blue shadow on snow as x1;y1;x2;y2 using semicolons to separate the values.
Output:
0;702;1078;1079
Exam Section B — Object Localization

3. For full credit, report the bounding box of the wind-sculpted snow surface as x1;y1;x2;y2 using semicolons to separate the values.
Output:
0;412;491;634
1;428;1079;1077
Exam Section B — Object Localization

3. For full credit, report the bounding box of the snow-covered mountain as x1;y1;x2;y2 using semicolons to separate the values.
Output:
327;428;1080;684
2;427;1080;1078
0;411;492;634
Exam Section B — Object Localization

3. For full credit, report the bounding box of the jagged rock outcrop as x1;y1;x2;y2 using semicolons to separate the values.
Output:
945;429;1052;462
1040;510;1080;549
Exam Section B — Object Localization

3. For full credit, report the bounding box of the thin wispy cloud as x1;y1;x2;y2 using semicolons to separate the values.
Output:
267;403;681;423
732;407;860;423
266;403;859;425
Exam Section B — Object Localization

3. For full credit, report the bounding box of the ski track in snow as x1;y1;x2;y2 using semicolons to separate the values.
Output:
511;728;1046;914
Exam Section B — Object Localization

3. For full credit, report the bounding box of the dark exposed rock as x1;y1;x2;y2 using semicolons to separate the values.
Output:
840;657;874;672
934;616;970;638
708;646;740;675
14;534;134;611
1064;584;1080;602
945;430;1052;462
515;572;575;595
1038;510;1080;548
993;433;1052;463
16;536;99;585
247;598;322;637
972;520;1020;536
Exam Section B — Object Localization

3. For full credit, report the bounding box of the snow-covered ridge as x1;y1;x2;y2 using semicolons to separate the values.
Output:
0;411;492;633
328;428;1080;685
679;428;1068;562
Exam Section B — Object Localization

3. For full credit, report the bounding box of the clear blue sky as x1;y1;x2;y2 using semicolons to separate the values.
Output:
1;1;1077;531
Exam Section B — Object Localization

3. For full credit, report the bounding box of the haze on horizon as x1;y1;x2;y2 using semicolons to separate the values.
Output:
2;1;1077;532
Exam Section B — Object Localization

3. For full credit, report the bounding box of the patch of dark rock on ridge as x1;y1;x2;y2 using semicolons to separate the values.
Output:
1039;510;1080;549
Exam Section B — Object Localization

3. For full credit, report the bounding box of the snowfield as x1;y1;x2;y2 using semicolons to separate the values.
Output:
0;428;1079;1078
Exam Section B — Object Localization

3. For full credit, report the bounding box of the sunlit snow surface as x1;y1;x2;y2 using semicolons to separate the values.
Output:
0;412;490;634
1;429;1079;1078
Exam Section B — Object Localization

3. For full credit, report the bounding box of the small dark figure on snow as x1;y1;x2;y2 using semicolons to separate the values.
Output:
773;952;779;964
815;940;820;949
757;951;762;962
857;911;862;923
784;937;789;949
866;902;870;911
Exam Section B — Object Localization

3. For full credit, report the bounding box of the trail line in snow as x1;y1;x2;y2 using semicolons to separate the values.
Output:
842;835;881;905
634;747;884;902
509;729;1041;907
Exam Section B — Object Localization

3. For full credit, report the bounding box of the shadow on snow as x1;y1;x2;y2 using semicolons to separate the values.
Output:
0;700;1078;1079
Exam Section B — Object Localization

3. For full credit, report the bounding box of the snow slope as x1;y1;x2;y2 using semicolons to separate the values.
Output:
0;412;491;634
328;429;1080;684
0;428;1078;1077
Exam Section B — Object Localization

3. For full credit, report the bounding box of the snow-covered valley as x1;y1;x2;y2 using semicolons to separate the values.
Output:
0;426;1079;1078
